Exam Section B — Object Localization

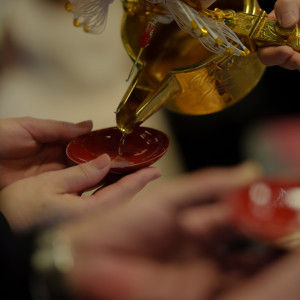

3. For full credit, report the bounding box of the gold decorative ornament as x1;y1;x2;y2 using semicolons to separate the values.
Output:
65;0;300;133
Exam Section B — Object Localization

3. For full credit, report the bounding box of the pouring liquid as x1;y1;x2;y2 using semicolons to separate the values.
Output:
118;132;127;156
111;133;135;169
66;126;169;173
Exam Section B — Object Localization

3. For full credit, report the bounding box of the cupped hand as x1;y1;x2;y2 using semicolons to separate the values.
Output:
0;154;161;231
0;117;93;188
61;162;265;300
258;0;300;70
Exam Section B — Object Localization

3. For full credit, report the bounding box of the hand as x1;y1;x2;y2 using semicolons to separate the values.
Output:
258;0;300;70
215;251;300;300
0;154;161;231
0;117;93;188
59;162;267;300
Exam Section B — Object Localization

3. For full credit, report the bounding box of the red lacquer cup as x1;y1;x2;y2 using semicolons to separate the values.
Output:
224;178;300;249
66;126;170;189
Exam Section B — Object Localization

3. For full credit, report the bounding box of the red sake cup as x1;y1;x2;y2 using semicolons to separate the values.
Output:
225;178;300;248
66;126;170;174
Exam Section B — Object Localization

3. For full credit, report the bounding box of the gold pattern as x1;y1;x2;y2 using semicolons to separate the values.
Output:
116;0;299;133
173;68;230;114
227;11;300;51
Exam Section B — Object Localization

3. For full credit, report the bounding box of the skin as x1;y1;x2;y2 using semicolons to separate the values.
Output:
0;117;161;231
58;162;288;300
0;153;161;231
217;251;300;300
0;117;94;188
258;0;300;70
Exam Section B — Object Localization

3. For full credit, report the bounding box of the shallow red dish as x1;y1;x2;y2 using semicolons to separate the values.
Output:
225;178;300;248
66;126;170;173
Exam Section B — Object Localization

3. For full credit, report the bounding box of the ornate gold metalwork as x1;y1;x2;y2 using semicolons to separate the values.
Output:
227;11;300;51
116;0;299;133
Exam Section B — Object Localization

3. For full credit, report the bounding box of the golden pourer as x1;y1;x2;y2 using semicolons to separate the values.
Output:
116;0;300;133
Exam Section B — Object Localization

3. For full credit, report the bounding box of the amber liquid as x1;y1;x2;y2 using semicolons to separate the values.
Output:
111;133;135;169
118;132;127;156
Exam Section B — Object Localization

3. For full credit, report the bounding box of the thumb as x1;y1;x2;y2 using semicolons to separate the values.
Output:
53;154;111;193
275;1;299;28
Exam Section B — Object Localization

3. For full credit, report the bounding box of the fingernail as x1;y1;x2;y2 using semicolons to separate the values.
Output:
76;120;93;129
144;167;162;179
278;11;298;28
94;154;111;169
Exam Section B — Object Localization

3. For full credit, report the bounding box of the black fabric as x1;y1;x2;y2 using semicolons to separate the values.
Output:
0;212;35;300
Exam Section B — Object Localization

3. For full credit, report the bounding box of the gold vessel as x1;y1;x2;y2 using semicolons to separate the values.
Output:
116;0;300;133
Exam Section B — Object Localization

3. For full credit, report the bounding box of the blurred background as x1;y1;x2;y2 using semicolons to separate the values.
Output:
0;0;299;180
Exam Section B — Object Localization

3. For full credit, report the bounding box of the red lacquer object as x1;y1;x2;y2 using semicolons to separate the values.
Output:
225;179;300;248
66;126;170;174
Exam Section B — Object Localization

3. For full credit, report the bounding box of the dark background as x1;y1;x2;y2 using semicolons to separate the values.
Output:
165;0;300;171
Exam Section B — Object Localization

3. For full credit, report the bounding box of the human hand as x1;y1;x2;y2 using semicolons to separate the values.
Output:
0;154;161;231
0;117;93;188
58;162;266;300
258;0;300;70
216;248;300;300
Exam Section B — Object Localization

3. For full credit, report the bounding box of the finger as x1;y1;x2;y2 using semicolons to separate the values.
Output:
217;251;300;300
136;161;262;209
21;117;93;143
91;167;161;205
70;256;221;300
51;154;111;193
278;52;300;70
258;46;295;67
178;203;232;236
274;0;300;28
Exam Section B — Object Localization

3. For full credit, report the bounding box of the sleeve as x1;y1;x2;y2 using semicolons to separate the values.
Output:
0;212;35;300
0;213;74;300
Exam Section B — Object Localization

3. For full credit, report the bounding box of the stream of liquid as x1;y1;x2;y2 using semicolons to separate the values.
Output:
118;132;127;156
111;132;135;169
